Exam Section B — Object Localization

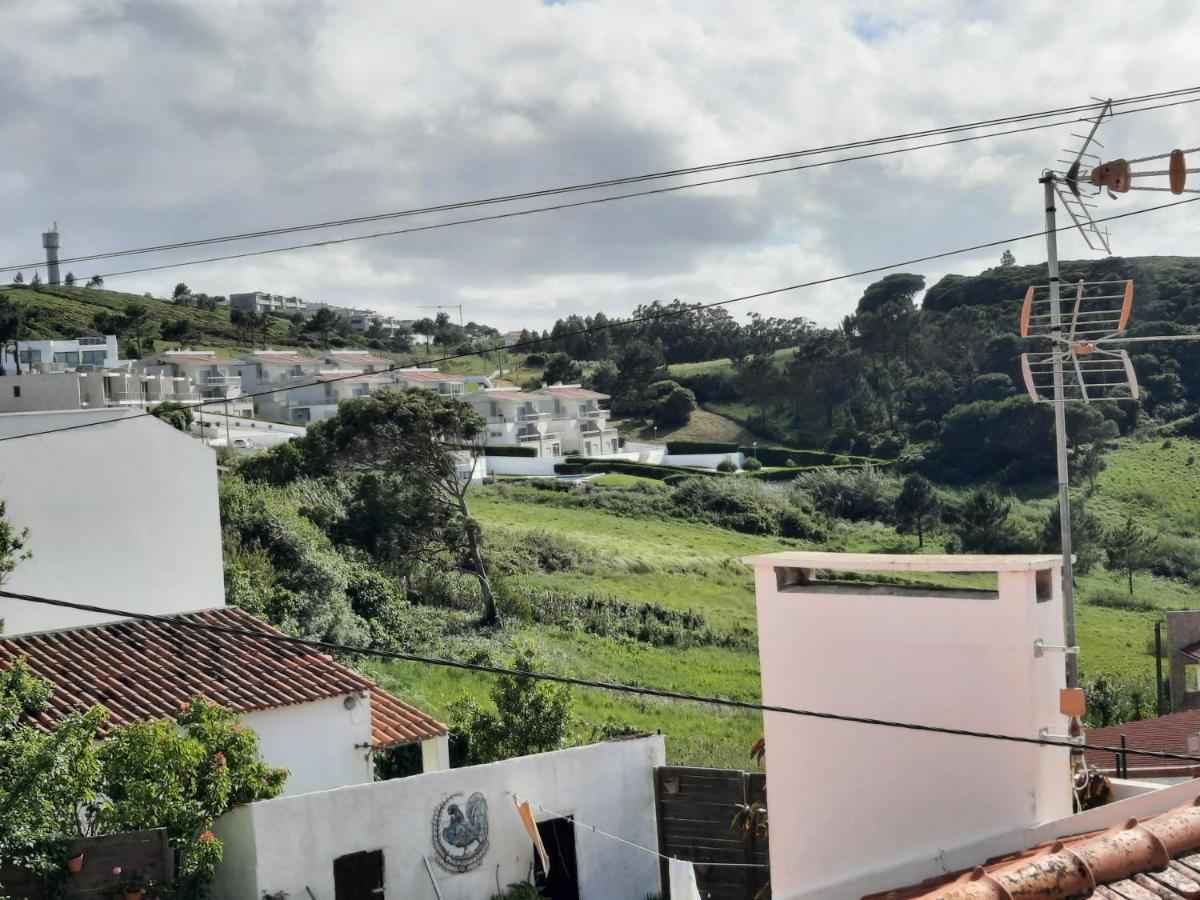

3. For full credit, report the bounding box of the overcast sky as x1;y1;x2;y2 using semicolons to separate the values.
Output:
3;0;1200;331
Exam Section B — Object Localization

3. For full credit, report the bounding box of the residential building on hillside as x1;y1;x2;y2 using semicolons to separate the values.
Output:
255;371;393;423
0;335;120;373
392;367;466;396
233;349;325;394
141;350;253;415
0;408;225;635
0;369;197;414
324;349;394;373
0;606;449;796
229;292;307;314
305;303;413;336
468;384;615;457
501;329;524;347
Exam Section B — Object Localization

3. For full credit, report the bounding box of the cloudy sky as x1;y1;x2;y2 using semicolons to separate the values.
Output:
3;0;1200;331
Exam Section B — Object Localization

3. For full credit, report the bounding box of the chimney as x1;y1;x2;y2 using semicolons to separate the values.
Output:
740;551;1070;899
41;223;61;286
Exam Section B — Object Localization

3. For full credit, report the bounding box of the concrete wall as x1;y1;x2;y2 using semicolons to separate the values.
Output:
1167;609;1200;712
744;553;1069;900
661;451;745;470
485;449;650;477
244;694;376;797
211;735;665;900
0;409;226;635
0;373;83;413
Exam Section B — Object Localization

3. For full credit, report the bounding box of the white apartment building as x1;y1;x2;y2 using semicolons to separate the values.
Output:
469;384;616;457
324;350;394;373
234;349;325;393
256;371;394;424
229;292;308;314
0;335;120;373
141;350;253;415
0;369;197;414
392;367;466;396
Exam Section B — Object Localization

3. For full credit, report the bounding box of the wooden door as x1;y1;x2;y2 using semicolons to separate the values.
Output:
334;849;384;900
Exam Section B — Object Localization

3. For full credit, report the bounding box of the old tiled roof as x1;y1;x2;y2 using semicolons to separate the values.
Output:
870;799;1200;900
252;352;321;364
542;386;609;400
394;369;465;383
1084;710;1200;774
327;352;391;364
158;353;239;364
0;607;446;747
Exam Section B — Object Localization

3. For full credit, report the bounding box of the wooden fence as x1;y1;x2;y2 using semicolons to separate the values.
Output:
0;829;172;899
654;765;768;900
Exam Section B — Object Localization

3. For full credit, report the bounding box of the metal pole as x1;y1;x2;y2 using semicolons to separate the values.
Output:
224;398;232;447
1156;620;1165;716
1042;175;1079;690
1119;734;1127;779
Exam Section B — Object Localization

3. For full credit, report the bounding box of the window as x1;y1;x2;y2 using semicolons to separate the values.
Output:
1187;664;1200;693
82;350;106;365
18;349;42;364
12;386;20;398
53;351;79;366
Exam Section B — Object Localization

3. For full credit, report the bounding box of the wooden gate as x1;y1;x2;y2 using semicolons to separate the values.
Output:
654;766;768;900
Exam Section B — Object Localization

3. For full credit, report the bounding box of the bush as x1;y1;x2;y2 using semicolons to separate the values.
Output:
779;506;828;541
671;477;777;534
666;440;739;455
1086;588;1157;612
742;457;763;471
953;488;1038;553
484;445;537;458
716;457;738;474
794;466;894;521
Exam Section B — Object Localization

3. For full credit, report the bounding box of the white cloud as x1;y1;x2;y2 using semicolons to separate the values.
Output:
1;0;1199;330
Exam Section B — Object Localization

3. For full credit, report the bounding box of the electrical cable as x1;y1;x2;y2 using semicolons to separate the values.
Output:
2;191;1199;445
0;587;1194;764
7;93;1200;283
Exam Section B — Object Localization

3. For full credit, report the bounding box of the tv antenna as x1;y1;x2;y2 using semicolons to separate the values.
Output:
1033;98;1200;691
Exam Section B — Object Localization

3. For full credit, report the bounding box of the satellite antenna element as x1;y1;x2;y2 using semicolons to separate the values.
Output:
1020;279;1138;403
1050;100;1114;253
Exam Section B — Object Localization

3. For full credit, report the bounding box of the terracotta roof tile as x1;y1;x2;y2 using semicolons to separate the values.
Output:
251;352;321;364
871;799;1200;900
327;352;391;364
1084;710;1200;774
543;386;609;400
0;607;446;747
394;370;465;383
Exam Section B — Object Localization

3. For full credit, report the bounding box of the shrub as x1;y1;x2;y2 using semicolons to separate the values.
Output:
1086;588;1157;612
953;488;1038;553
484;445;538;458
779;506;828;541
671;477;777;534
742;457;763;471
667;440;739;455
716;457;738;474
794;466;894;521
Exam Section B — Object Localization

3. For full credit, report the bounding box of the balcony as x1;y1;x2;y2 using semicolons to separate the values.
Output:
77;336;107;347
581;426;618;438
205;376;243;387
517;410;551;422
517;431;561;443
585;409;607;418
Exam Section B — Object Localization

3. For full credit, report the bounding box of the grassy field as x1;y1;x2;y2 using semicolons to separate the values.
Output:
668;346;797;379
620;408;765;444
367;432;1200;767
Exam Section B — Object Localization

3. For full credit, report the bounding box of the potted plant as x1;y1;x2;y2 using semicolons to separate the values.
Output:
66;851;85;874
109;866;150;900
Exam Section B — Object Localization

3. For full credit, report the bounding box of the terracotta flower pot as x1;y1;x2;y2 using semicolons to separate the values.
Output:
66;853;84;874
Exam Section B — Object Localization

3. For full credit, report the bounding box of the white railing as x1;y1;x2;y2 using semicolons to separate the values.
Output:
77;336;107;346
582;426;618;438
205;376;243;387
517;431;561;443
585;409;607;419
518;410;551;421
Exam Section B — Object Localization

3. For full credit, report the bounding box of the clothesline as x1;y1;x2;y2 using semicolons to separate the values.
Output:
508;792;770;869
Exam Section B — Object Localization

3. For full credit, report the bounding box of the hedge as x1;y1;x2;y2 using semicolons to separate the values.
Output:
739;445;882;467
553;463;587;475
483;445;538;458
564;457;718;481
666;440;739;455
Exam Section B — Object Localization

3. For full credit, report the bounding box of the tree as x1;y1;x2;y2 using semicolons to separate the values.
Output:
449;645;573;764
122;304;156;357
161;318;200;349
63;272;76;286
0;296;29;375
86;275;103;288
652;381;696;427
29;273;42;288
542;353;582;385
894;473;939;547
172;283;191;303
1042;503;1104;574
1000;249;1016;268
1073;442;1107;493
412;317;435;350
0;499;31;589
954;488;1033;553
1104;516;1159;595
304;307;339;351
149;402;194;433
11;272;23;285
92;311;127;347
302;389;499;622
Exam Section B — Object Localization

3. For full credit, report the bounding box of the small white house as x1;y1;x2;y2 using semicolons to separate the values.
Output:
212;734;665;899
0;606;449;797
0;408;225;635
0;335;120;373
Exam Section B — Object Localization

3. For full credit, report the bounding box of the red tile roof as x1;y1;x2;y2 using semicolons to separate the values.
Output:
157;353;239;364
327;352;392;365
0;607;446;747
873;798;1200;899
394;369;465;383
1084;710;1200;775
252;352;321;364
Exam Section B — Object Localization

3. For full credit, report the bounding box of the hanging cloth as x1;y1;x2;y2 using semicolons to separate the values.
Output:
512;794;551;875
668;857;702;900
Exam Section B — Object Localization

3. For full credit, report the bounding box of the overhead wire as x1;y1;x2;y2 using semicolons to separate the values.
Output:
4;90;1200;280
2;191;1199;445
0;587;1196;764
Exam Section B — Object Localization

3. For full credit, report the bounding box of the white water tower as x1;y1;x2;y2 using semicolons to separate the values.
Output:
42;223;61;285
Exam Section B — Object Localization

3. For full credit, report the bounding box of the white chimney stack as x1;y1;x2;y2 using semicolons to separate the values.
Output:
740;551;1070;899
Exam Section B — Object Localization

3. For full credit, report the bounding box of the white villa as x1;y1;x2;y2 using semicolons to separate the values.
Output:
0;335;121;373
469;384;617;457
392;367;466;396
234;349;325;393
141;350;253;415
324;350;394;373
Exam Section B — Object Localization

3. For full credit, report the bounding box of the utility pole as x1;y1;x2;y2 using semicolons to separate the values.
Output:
1041;173;1079;690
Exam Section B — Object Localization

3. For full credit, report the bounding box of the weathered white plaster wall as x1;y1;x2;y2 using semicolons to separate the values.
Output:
243;694;376;797
661;451;746;470
0;409;225;635
212;735;665;900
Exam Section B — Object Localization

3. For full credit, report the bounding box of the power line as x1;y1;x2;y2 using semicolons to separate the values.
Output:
0;586;1194;763
5;90;1200;281
2;191;1198;445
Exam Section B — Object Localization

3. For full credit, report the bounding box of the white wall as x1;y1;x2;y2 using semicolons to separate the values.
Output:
743;552;1069;900
485;449;651;477
0;373;83;413
212;735;666;900
244;694;376;796
0;409;226;635
661;451;745;470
